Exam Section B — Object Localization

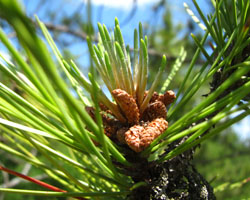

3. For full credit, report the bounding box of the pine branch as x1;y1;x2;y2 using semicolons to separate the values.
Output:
30;20;200;63
5;19;204;64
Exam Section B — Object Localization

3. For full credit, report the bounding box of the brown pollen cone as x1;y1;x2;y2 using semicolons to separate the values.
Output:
142;100;167;121
99;103;113;116
124;125;144;152
102;113;124;137
140;118;168;150
125;118;168;152
99;103;109;111
144;91;159;103
112;89;140;124
85;106;96;120
159;90;176;106
86;106;120;137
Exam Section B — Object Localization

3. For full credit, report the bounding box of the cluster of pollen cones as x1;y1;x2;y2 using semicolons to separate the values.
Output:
86;89;176;152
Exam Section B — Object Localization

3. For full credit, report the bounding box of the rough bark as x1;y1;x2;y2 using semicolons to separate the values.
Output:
124;138;215;200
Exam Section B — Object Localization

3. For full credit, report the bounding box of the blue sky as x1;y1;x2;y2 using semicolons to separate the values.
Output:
11;0;250;141
23;0;211;57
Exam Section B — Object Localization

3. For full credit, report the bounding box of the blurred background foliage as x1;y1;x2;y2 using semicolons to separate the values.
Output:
0;0;249;199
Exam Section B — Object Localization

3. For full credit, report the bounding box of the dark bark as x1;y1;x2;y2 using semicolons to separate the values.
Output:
122;138;216;200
